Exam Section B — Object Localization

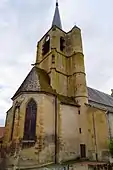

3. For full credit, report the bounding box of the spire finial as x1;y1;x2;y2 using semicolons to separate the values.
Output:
52;0;62;29
56;0;58;6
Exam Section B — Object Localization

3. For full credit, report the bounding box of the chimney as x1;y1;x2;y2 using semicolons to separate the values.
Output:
111;89;113;97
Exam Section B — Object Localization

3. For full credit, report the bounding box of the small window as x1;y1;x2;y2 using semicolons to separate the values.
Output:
60;36;65;52
78;110;80;115
42;35;50;56
79;128;82;134
80;144;86;158
52;55;55;64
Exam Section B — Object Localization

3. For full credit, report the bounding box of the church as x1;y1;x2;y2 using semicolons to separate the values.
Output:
2;1;113;170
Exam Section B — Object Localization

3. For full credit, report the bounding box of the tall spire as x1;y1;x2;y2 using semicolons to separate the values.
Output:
52;0;62;29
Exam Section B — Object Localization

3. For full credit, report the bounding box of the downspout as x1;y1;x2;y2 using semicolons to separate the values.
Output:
92;112;98;161
105;111;111;140
55;95;58;164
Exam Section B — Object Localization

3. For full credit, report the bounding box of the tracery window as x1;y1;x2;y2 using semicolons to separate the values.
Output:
23;99;37;141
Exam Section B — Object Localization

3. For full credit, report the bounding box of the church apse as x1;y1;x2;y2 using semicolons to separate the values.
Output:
3;93;56;167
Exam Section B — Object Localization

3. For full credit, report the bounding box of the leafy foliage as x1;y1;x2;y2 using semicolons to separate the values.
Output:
109;140;113;157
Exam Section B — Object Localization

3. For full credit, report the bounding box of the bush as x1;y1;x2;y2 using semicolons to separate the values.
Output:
109;140;113;157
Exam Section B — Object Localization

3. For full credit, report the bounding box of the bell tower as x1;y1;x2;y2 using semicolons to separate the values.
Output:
35;0;88;105
35;1;68;96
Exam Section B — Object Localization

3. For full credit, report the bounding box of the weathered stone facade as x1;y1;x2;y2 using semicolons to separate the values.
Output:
2;1;113;170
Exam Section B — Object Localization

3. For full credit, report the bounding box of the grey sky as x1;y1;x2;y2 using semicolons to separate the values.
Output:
0;0;113;126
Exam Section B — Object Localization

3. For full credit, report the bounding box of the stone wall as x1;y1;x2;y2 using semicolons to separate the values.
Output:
58;104;80;162
87;105;109;161
3;93;56;167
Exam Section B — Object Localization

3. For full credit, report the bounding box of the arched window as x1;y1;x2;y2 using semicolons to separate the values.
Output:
42;35;50;56
23;99;37;140
10;106;19;141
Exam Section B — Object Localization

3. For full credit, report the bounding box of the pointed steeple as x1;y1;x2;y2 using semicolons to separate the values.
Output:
52;0;62;29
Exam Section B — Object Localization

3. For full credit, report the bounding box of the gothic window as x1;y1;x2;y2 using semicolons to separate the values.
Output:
10;106;19;141
42;35;50;56
23;99;37;141
10;109;16;141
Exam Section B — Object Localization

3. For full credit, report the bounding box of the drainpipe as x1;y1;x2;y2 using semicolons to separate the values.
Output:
105;110;111;162
55;95;58;163
92;112;98;161
105;111;111;140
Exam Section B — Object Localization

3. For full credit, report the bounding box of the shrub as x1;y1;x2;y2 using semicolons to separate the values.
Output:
109;139;113;157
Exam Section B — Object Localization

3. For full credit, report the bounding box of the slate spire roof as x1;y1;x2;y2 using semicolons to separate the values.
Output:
52;0;62;29
12;67;56;99
12;67;77;106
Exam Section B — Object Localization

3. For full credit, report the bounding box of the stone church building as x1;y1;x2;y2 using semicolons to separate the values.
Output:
3;1;113;170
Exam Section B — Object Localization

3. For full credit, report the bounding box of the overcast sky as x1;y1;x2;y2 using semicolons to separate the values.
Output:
0;0;113;126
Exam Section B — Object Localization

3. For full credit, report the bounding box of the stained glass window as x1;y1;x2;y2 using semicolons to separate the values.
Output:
23;99;37;140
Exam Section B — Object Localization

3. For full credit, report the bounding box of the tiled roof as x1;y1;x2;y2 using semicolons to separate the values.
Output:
88;87;113;111
11;67;78;106
12;67;56;99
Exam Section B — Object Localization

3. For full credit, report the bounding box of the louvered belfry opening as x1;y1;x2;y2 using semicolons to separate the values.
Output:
42;35;50;56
